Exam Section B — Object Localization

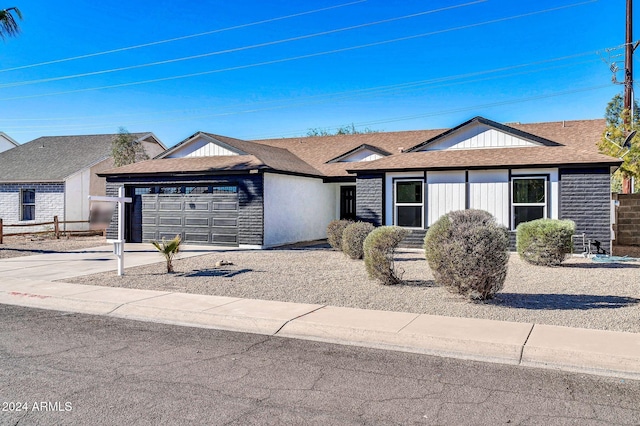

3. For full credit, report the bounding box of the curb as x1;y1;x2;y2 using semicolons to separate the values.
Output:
1;279;639;380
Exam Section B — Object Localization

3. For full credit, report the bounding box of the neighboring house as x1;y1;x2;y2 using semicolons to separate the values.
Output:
0;132;19;153
100;117;621;252
0;133;165;232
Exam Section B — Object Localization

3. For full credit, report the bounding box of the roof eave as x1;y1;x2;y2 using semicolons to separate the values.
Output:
347;160;622;174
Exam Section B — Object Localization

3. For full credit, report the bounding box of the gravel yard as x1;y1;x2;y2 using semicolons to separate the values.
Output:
66;245;640;334
0;235;107;259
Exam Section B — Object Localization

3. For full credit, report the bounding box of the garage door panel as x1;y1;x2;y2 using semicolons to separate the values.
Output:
184;233;210;243
185;202;210;211
213;202;238;210
142;217;157;225
159;202;182;211
184;217;210;227
212;218;237;227
143;231;157;241
142;193;239;246
212;234;237;244
158;217;182;226
142;201;157;211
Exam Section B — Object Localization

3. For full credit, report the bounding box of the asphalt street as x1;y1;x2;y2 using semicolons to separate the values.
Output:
1;304;639;425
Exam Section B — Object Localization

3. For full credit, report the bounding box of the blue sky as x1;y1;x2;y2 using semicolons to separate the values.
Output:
0;0;634;146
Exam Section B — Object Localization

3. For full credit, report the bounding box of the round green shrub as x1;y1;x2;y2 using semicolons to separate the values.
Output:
326;219;353;250
342;222;375;259
516;219;575;266
424;209;509;300
363;226;409;285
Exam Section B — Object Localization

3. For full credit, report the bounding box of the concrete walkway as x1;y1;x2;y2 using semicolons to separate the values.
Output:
1;244;639;380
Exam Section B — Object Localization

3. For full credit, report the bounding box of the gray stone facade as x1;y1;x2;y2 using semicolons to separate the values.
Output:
106;174;264;246
559;167;612;254
355;174;384;226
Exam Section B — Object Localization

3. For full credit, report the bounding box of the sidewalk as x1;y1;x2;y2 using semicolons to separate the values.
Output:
0;244;639;380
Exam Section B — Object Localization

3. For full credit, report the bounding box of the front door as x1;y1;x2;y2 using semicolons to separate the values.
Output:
340;186;356;220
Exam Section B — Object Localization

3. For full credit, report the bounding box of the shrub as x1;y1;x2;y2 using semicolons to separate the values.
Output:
326;219;352;250
516;219;575;266
363;226;409;285
151;234;182;273
424;209;509;300
342;222;375;259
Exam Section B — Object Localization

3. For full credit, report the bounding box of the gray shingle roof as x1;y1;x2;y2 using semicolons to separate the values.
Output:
0;133;151;182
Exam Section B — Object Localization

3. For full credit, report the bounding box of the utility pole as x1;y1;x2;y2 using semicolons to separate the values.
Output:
623;0;634;193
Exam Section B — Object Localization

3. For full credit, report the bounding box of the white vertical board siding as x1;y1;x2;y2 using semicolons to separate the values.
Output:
511;168;559;221
185;142;237;157
166;136;239;158
420;123;539;151
64;169;91;230
340;149;383;162
427;171;466;226
468;170;509;227
263;173;336;247
384;172;423;226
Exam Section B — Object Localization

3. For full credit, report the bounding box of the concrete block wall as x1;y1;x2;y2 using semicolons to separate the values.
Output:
0;183;64;232
559;168;612;254
613;193;640;246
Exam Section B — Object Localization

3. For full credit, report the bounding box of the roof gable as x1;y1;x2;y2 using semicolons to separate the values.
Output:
407;117;562;152
162;133;245;158
0;132;19;152
326;144;391;163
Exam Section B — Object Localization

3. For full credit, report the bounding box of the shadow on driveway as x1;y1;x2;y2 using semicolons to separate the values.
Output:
492;293;640;310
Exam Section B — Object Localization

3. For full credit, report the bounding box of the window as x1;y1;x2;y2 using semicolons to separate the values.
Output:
512;177;546;228
395;180;423;228
185;186;209;194
21;189;35;221
211;185;238;194
134;187;151;195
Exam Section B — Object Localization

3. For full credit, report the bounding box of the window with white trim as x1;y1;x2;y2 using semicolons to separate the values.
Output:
395;180;423;228
21;189;35;221
512;177;546;228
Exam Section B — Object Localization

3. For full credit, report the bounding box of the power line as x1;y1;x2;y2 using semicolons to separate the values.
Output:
247;84;613;140
0;0;597;102
0;1;486;89
0;0;368;74
2;58;603;132
5;84;612;136
0;49;603;125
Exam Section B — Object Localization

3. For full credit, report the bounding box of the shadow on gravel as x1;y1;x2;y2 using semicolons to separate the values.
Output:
395;257;425;262
561;262;640;269
399;279;436;287
180;268;254;278
493;293;640;310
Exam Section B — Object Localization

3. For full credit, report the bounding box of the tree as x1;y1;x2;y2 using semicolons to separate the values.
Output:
306;123;380;137
0;7;22;40
111;127;149;167
598;94;640;193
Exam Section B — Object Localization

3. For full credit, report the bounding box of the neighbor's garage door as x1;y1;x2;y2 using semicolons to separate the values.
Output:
141;192;238;246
